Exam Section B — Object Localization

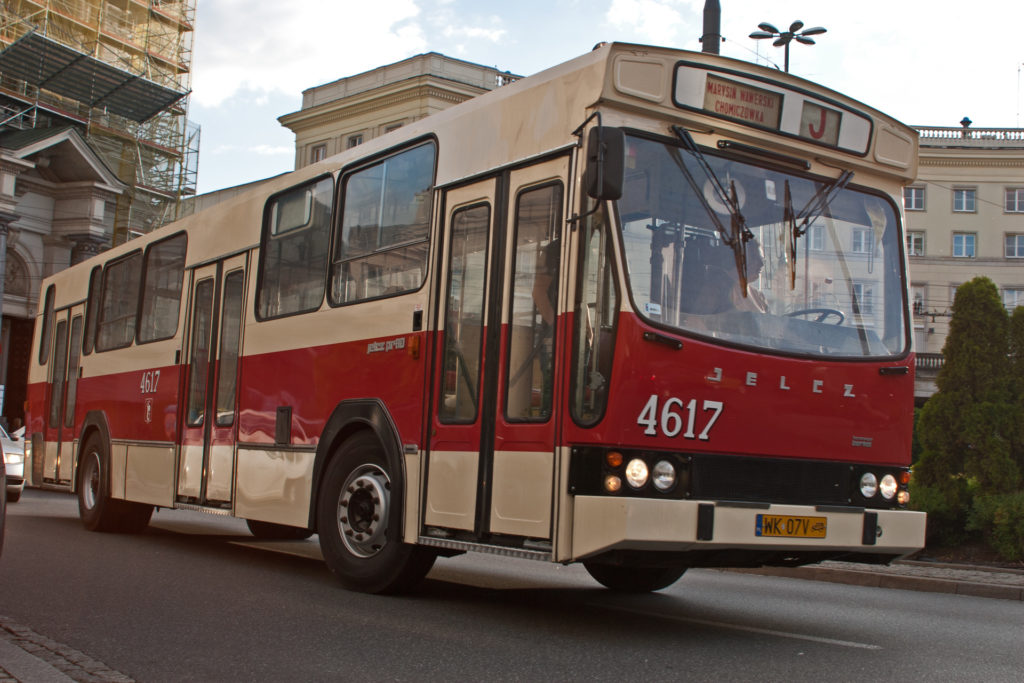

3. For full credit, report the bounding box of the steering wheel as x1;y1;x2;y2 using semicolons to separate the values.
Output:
786;308;845;325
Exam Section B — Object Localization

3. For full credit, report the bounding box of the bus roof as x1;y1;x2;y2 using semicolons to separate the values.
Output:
45;41;918;295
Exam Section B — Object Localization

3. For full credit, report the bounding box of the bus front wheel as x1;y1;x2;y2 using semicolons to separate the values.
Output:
317;431;435;593
583;562;686;592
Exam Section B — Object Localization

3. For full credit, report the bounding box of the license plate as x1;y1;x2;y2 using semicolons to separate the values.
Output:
755;514;827;538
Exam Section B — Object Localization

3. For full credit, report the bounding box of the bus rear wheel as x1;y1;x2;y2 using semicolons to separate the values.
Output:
317;431;435;593
583;562;686;592
77;435;152;533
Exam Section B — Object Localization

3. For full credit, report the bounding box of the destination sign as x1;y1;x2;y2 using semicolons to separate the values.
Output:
702;74;782;128
673;63;873;155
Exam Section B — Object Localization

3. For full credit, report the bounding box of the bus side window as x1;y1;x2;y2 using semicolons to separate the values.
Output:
38;284;55;365
256;176;333;320
571;202;619;426
96;252;143;352
83;266;101;355
330;142;435;305
138;233;187;343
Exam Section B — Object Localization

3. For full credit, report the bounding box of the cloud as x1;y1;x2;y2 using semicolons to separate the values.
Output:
192;0;426;108
605;0;698;46
442;22;507;43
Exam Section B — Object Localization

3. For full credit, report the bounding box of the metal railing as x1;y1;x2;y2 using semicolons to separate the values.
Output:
915;353;945;371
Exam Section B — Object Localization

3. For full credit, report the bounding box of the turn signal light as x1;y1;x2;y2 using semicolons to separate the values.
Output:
606;451;624;468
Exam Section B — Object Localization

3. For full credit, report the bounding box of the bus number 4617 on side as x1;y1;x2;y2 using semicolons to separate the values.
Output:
637;394;724;440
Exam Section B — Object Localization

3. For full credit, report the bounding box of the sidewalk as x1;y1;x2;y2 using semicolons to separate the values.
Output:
0;617;132;683
730;558;1024;601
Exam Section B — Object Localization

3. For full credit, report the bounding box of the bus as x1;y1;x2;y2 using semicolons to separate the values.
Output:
25;42;925;593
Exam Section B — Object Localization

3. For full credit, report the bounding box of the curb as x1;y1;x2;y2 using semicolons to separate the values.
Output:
728;566;1024;601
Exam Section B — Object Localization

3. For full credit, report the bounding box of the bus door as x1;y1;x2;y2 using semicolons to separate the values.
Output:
177;254;248;506
426;156;569;542
43;305;84;484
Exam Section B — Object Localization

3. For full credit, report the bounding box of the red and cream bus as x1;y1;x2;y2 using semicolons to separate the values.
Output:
25;42;925;593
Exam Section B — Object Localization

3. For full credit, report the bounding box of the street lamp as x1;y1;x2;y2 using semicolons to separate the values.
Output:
749;21;826;73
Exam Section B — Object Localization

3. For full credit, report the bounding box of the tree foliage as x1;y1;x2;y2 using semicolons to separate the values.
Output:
913;277;1024;553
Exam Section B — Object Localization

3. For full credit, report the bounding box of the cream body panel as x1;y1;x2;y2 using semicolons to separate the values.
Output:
206;444;234;503
177;444;203;498
424;450;478;530
235;447;314;528
489;450;552;538
125;444;175;506
571;497;927;560
403;451;423;544
43;440;58;480
58;440;75;481
109;442;127;498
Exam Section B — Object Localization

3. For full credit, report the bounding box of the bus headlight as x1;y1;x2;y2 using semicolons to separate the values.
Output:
859;472;878;498
604;475;622;493
625;458;649;488
879;474;898;500
897;489;910;505
652;460;676;492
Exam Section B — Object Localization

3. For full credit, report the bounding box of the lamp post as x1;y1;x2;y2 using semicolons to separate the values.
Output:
749;21;826;72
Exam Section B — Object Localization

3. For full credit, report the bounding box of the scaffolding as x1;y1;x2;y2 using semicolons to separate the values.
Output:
0;0;198;242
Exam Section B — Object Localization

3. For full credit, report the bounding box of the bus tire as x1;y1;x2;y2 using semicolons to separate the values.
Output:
317;431;435;594
246;519;313;540
77;434;121;532
583;562;686;592
116;501;154;534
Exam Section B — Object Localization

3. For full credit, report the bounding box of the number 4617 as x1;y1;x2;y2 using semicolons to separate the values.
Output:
637;394;723;440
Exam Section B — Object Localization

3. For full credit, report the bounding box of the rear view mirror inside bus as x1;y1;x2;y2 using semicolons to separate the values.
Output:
584;126;625;200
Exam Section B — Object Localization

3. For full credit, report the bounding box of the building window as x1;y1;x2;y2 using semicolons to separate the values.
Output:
347;134;363;149
906;231;924;256
952;232;975;258
953;188;976;213
310;144;327;163
1005;234;1024;258
904;186;925;211
1004;288;1024;311
852;282;874;316
809;225;824;251
1006;188;1024;213
384;123;403;134
851;228;872;254
911;285;925;315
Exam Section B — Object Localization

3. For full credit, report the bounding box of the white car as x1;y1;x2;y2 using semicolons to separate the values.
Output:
1;424;25;503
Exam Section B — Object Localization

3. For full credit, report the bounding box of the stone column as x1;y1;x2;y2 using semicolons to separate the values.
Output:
68;234;109;265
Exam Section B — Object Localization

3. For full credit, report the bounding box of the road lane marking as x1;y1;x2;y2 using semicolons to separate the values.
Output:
596;604;882;650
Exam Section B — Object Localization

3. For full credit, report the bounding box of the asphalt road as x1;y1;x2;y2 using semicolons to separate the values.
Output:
1;489;1022;682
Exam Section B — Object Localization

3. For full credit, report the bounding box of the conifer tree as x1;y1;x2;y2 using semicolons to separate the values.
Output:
914;277;1018;540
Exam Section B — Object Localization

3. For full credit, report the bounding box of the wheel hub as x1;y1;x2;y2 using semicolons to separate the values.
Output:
337;464;390;558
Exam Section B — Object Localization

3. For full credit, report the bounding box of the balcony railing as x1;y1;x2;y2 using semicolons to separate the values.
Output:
916;353;945;372
915;126;1024;143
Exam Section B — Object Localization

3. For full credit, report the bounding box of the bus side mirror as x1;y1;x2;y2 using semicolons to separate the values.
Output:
584;126;625;201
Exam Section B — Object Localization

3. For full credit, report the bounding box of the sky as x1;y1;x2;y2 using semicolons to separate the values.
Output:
189;0;1024;194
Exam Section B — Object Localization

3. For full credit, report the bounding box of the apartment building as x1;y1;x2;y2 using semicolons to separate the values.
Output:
905;120;1024;399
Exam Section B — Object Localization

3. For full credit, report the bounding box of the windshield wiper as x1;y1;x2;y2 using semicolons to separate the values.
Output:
671;125;755;296
784;169;853;290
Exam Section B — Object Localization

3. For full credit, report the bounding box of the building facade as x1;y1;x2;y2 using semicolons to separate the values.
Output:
0;0;197;426
905;120;1024;400
279;52;518;171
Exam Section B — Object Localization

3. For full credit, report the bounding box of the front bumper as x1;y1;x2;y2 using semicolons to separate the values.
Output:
572;496;926;564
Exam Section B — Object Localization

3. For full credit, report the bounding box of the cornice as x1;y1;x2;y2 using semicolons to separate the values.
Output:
282;84;475;134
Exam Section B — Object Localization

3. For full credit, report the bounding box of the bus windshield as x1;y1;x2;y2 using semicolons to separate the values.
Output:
616;133;908;359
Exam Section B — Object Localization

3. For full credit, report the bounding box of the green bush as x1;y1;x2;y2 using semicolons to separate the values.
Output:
967;493;1024;561
911;480;969;547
